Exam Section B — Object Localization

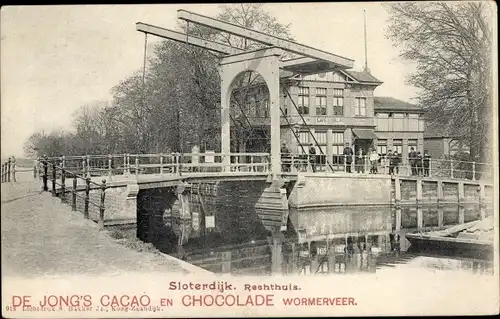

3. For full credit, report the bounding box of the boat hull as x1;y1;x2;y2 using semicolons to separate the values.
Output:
405;234;493;261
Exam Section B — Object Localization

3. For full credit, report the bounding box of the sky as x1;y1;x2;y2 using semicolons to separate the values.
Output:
1;3;420;158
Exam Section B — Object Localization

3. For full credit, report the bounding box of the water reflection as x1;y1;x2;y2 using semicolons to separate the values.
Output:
155;203;493;276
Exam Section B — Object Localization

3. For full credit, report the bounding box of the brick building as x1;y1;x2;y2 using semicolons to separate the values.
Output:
231;69;425;165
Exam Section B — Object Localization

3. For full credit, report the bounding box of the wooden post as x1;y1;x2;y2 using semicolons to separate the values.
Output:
479;184;486;219
250;155;255;172
271;236;283;274
98;179;106;229
395;208;402;232
159;154;164;175
11;157;16;182
417;207;423;230
416;179;423;205
108;154;113;180
351;154;355;173
84;177;90;219
51;161;56;197
123;154;127;175
394;177;401;206
81;156;86;177
450;159;454;179
458;205;465;224
176;153;181;176
7;158;11;182
135;156;139;177
72;174;77;211
61;167;66;201
472;162;476;181
437;206;444;227
86;155;90;178
126;154;131;175
429;159;432;177
437;180;444;204
458;182;465;204
43;157;48;191
221;250;232;273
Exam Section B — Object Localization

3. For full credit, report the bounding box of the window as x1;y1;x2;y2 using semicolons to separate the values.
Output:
333;89;344;116
408;114;419;131
315;88;327;116
314;131;327;144
298;131;309;144
418;117;425;132
377;139;387;156
376;113;389;131
354;97;366;116
333;73;345;82
298;87;309;115
393;113;404;131
332;132;344;164
408;139;418;153
393;139;403;154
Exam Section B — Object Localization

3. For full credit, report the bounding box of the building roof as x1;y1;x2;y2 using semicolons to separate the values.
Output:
343;70;383;84
374;96;425;113
423;120;464;139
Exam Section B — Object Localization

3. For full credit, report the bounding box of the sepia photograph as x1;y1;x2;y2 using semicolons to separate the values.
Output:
1;2;498;317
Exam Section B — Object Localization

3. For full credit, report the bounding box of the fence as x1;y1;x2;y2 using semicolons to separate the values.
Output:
39;157;107;229
280;153;493;181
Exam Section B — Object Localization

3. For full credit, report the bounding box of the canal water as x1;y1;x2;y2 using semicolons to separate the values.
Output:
152;203;494;276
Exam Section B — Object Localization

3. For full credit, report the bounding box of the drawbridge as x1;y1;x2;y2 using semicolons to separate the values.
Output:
135;9;355;177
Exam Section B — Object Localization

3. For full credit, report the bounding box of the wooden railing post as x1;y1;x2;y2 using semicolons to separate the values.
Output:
81;156;86;177
7;157;11;182
123;154;127;175
51;161;56;197
176;153;181;176
159;154;164;175
472;162;476;181
84;177;90;219
11;157;16;182
108;154;113;180
250;155;255;172
86;155;90;178
72;174;77;211
98;179;106;229
135;155;139;177
450;159;454;179
43;156;48;191
61;167;66;201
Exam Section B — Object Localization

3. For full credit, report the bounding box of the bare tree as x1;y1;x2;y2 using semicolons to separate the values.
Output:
385;2;493;162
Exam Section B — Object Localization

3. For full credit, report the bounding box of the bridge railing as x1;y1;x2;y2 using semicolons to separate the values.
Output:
280;153;493;181
39;157;107;229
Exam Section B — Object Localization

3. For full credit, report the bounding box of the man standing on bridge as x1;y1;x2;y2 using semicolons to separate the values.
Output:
308;143;317;172
343;143;354;173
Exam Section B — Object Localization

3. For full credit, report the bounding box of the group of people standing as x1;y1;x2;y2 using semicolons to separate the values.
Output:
280;142;431;176
408;147;431;176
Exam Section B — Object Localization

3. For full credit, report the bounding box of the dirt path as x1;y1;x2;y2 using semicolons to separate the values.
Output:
1;173;189;278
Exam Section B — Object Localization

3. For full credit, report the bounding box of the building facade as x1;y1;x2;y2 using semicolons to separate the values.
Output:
231;70;425;166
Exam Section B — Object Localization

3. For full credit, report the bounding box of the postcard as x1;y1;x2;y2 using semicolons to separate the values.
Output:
1;2;498;317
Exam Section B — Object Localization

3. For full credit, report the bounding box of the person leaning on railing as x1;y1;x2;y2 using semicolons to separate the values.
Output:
369;149;379;174
387;150;395;175
423;151;431;177
280;143;291;172
409;147;417;176
343;143;354;173
355;148;364;173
